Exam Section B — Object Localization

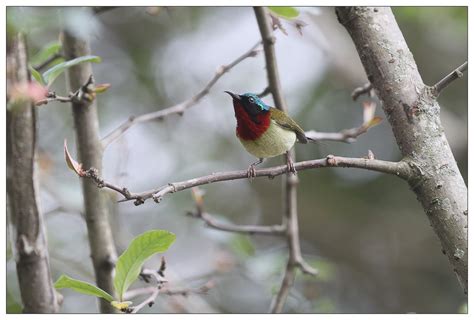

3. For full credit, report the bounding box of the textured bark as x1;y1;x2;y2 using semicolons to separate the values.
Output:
62;30;118;312
7;33;59;313
336;7;467;293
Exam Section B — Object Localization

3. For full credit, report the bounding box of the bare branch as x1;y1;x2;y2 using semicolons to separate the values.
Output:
101;40;262;149
84;155;413;206
188;187;285;235
432;61;468;97
187;210;286;235
35;92;73;106
269;261;296;313
336;7;467;292
63;29;118;313
130;287;160;313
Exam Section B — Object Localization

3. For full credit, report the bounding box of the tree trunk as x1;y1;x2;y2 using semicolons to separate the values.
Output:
62;30;118;312
336;7;467;293
7;33;59;313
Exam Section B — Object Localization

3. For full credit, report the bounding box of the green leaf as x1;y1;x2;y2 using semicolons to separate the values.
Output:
30;41;62;66
28;65;45;85
43;55;101;87
268;7;300;19
114;230;176;301
54;274;114;302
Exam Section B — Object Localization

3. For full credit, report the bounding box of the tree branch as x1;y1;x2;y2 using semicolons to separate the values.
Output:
432;61;467;97
187;187;286;235
336;7;467;293
84;155;413;206
187;210;286;235
254;6;318;312
101;40;262;149
63;28;118;313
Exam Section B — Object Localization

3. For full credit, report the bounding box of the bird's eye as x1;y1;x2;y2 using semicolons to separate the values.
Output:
248;97;255;103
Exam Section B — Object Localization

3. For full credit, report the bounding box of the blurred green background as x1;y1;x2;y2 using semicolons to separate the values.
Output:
6;6;467;313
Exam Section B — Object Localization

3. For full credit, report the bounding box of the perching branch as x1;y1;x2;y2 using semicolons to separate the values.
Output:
432;61;467;97
83;155;412;206
336;7;468;293
101;40;262;149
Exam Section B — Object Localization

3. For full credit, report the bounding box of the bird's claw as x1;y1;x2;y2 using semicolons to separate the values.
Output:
286;158;297;175
247;164;257;179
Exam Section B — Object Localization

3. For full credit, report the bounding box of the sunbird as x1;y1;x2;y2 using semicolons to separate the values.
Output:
225;91;311;177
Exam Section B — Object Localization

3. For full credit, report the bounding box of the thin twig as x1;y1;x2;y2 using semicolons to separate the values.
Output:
33;52;63;72
101;40;262;149
432;61;468;96
269;261;296;313
35;92;72;106
188;187;285;235
305;124;371;143
351;82;373;100
130;287;160;313
187;210;286;235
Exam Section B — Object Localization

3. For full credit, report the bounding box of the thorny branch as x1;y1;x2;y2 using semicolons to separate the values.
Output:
432;61;468;97
100;40;262;149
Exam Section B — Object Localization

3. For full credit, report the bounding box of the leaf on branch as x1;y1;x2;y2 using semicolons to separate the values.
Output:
28;65;45;85
30;40;62;66
94;83;111;94
54;274;115;302
361;101;383;130
114;230;176;301
268;6;300;19
43;55;102;87
64;139;86;177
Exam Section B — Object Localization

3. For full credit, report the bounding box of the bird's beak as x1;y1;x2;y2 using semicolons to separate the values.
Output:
224;91;241;101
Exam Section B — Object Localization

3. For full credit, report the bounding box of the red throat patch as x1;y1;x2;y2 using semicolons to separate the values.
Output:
233;101;271;140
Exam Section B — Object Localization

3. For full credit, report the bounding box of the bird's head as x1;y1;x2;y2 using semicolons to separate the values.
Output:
225;91;270;122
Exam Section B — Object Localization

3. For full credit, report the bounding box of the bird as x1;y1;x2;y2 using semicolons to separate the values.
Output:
225;91;310;178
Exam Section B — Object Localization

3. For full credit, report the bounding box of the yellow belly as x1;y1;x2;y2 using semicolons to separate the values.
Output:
238;120;296;158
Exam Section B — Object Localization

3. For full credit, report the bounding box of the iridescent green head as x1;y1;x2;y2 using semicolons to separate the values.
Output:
225;91;270;120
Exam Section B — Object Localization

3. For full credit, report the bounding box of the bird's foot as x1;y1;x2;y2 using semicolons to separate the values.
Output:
247;158;264;179
247;164;257;179
286;155;297;175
